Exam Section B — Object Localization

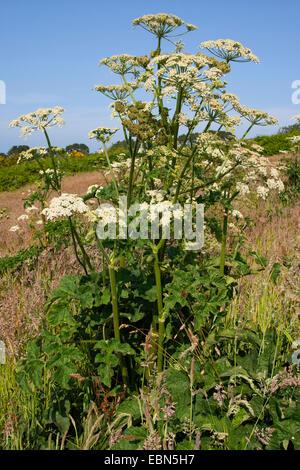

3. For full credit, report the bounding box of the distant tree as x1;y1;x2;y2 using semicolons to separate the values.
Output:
7;145;29;156
279;123;300;134
178;130;235;146
108;140;128;152
65;143;89;154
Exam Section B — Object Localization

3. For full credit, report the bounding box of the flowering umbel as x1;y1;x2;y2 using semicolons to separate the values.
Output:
41;193;89;221
88;127;119;143
132;13;197;39
9;106;65;137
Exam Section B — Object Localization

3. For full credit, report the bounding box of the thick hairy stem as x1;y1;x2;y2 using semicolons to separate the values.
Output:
121;74;136;104
102;142;119;199
70;219;93;272
127;138;139;208
68;218;88;274
154;251;164;372
172;86;183;150
43;129;61;193
109;265;129;385
240;122;254;141
220;207;229;275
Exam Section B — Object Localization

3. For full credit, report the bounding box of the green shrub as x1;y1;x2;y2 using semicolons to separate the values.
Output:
250;132;300;156
0;152;116;192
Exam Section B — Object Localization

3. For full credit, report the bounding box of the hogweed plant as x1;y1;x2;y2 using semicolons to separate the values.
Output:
9;13;299;450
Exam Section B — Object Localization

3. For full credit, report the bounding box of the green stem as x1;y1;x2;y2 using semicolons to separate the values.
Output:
240;122;254;141
127;138;139;208
109;265;129;385
220;207;229;275
121;74;136;104
102;142;119;199
172;86;183;150
153;251;164;373
68;218;88;274
43;129;61;193
70;218;93;272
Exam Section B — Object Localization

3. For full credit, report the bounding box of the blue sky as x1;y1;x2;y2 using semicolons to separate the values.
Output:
1;0;299;153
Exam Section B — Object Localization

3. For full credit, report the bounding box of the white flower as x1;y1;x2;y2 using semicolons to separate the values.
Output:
203;67;223;80
231;210;243;219
288;136;300;144
18;147;48;163
234;104;278;126
266;178;284;192
200;39;259;63
132;13;196;38
257;186;269;200
95;204;117;224
270;168;279;178
88;127;119;143
236;182;250;195
42;193;89;221
87;184;101;194
9;107;65;137
17;214;29;221
146;189;166;203
25;205;38;213
9;225;20;232
94;82;138;100
99;54;139;75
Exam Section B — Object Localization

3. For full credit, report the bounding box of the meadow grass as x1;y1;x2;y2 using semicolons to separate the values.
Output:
0;175;299;450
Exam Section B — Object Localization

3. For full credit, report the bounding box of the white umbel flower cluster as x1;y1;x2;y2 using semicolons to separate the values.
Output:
231;209;243;219
95;83;138;100
95;205;118;225
41;193;89;221
99;55;139;75
9;107;65;137
88;127;119;143
9;225;20;232
132;13;197;38
234;104;278;126
18;147;48;163
17;214;29;221
200;39;259;63
86;184;102;195
256;186;270;200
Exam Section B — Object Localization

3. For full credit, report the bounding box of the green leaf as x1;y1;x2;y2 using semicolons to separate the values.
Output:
47;301;75;326
53;362;77;389
116;398;141;420
55;411;70;434
176;439;196;450
270;262;281;284
24;357;43;389
165;368;190;404
96;363;112;387
231;409;251;429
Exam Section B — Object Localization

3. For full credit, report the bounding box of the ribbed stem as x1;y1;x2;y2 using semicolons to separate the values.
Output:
109;265;129;385
43;129;61;193
220;207;229;275
154;251;164;372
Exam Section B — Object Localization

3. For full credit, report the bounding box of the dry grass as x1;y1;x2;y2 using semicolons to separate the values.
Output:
0;171;107;256
0;245;103;358
227;196;300;335
0;164;299;358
